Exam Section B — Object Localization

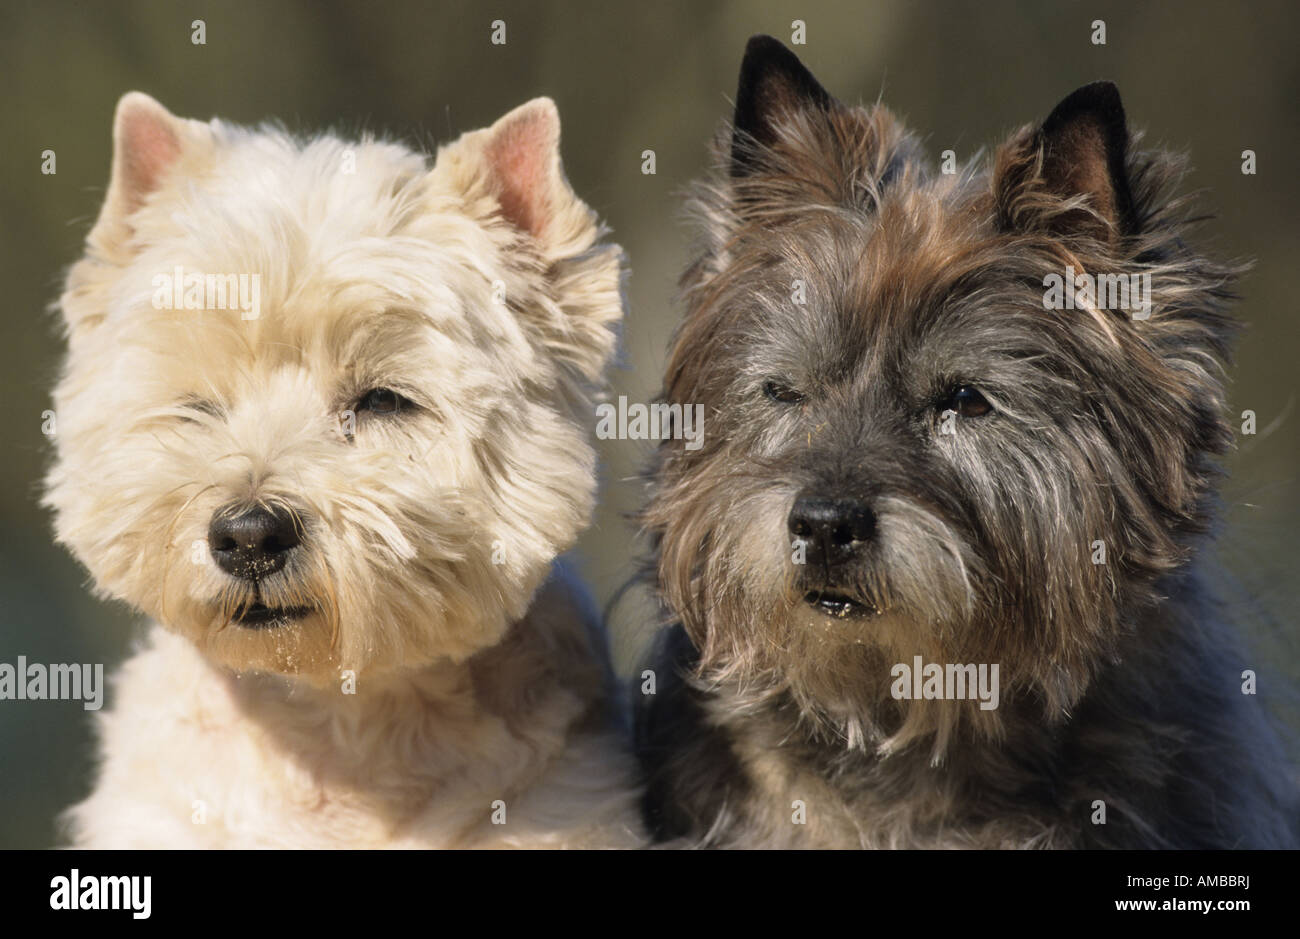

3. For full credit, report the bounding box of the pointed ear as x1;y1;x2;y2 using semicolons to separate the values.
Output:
473;97;573;241
101;93;191;222
437;98;622;385
995;81;1135;241
730;35;840;177
1039;82;1134;233
89;92;212;255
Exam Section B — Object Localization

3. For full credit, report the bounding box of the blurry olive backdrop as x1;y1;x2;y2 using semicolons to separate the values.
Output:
2;0;1296;847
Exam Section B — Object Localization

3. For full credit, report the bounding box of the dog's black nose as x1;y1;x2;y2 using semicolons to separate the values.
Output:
788;495;876;563
208;505;302;580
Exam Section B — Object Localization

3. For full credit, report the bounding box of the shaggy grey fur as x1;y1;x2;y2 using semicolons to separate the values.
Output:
635;35;1297;848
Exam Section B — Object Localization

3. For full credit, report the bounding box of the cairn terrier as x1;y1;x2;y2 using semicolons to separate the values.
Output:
46;92;643;847
635;36;1297;848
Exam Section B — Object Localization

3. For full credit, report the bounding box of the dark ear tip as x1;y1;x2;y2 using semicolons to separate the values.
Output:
731;34;835;177
1035;81;1136;236
744;34;784;53
1042;80;1127;137
738;35;802;88
742;34;792;64
735;34;832;114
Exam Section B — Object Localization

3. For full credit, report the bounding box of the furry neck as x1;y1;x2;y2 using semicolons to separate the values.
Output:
191;609;600;806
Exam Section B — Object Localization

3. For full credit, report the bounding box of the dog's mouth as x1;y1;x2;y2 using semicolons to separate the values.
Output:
803;590;882;619
231;602;314;630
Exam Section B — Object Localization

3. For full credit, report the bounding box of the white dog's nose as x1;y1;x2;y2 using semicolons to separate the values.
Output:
208;504;302;580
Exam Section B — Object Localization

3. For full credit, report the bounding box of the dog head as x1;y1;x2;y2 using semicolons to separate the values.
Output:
46;93;622;682
646;37;1238;750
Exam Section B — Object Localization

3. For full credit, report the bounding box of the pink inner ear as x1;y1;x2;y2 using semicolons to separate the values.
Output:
117;106;183;211
484;111;556;238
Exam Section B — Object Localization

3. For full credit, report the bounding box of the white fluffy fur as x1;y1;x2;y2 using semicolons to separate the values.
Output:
47;92;643;848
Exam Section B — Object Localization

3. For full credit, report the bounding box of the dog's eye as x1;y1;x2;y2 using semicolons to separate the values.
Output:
178;397;221;421
763;380;805;404
939;385;992;418
356;388;411;415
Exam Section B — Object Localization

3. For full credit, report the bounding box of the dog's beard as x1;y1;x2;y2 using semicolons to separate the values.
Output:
189;553;339;674
652;469;1032;760
152;526;366;680
151;533;524;682
789;496;980;629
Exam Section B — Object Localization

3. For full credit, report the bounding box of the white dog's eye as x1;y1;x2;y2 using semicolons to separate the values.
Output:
178;396;222;421
356;388;411;415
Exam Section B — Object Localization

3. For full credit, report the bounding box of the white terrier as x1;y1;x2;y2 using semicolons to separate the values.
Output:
46;92;643;848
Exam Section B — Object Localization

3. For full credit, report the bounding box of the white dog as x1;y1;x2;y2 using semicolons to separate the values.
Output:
46;92;644;848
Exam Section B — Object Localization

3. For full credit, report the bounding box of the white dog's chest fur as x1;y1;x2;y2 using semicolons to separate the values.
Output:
68;627;643;848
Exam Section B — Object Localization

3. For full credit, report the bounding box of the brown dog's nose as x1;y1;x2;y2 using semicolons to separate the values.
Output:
208;505;301;580
788;495;876;564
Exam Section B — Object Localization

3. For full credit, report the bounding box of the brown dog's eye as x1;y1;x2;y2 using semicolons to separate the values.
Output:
763;380;805;404
356;388;410;415
939;385;992;418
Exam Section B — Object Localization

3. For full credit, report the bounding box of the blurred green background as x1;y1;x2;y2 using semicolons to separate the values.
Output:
1;0;1296;847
